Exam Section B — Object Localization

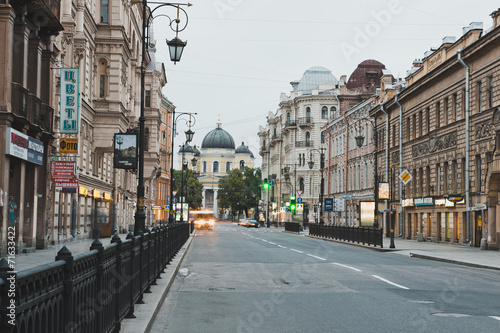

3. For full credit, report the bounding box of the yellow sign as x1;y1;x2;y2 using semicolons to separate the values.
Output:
79;186;88;196
103;192;111;200
59;138;79;154
399;169;412;185
93;189;101;198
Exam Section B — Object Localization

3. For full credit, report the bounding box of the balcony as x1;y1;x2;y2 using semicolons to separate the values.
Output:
285;120;297;127
298;117;312;127
296;140;315;148
271;133;282;142
27;0;63;32
12;82;28;118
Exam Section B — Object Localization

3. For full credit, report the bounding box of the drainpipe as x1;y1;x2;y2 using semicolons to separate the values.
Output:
342;111;349;226
395;93;404;237
380;103;389;234
457;49;471;244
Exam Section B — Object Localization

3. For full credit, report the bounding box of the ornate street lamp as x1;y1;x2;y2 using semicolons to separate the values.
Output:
135;1;191;235
308;149;325;224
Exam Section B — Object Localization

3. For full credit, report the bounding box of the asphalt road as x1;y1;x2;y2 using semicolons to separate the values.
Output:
150;223;500;333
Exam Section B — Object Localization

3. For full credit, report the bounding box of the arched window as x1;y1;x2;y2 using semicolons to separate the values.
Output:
239;160;245;170
322;106;328;119
321;131;325;144
306;132;311;146
203;161;207;173
299;178;305;192
226;161;231;173
306;107;311;120
331;106;337;118
287;112;291;124
213;161;219;173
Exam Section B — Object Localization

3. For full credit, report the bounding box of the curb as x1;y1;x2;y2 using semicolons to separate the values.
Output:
409;253;500;271
120;232;196;333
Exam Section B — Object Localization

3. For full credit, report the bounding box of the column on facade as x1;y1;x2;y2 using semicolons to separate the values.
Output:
0;6;14;110
213;189;218;216
202;188;206;209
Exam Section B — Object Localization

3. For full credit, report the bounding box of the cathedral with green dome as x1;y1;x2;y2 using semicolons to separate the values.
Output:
178;120;255;213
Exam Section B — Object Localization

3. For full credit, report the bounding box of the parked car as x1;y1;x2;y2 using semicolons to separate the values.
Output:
245;220;259;228
238;219;248;226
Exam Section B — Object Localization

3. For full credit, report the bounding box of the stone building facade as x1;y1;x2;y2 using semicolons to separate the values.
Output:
0;0;171;253
371;12;500;249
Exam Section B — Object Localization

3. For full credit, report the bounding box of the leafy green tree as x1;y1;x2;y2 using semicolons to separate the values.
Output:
218;168;246;220
218;167;262;220
172;169;203;209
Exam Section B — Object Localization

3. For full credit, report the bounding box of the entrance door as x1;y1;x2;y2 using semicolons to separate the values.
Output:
95;200;112;237
453;212;459;242
474;213;482;247
426;213;432;238
445;213;450;241
407;213;412;239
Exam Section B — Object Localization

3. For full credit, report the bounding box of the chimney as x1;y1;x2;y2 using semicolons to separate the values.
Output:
412;58;423;68
491;9;500;28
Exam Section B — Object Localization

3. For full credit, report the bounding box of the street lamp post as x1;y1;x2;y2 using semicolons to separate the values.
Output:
135;1;191;235
168;113;196;224
354;118;379;229
307;148;325;224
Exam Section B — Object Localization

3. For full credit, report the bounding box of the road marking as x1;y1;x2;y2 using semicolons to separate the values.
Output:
332;263;362;272
277;245;287;248
261;240;269;243
307;254;327;261
268;242;276;245
290;249;304;254
489;316;500;321
372;275;410;290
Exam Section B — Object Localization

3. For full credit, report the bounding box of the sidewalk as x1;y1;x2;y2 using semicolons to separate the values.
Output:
303;229;500;270
15;237;101;272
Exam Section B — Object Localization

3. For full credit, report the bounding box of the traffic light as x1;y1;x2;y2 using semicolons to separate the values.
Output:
263;178;269;190
290;196;296;211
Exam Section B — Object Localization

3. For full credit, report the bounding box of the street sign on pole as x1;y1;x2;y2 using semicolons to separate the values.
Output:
399;169;412;185
297;197;303;203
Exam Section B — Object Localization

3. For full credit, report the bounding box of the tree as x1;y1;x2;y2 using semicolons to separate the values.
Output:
172;169;203;209
218;167;262;221
218;168;246;221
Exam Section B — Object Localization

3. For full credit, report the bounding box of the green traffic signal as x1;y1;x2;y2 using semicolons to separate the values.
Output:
263;178;269;189
290;196;296;211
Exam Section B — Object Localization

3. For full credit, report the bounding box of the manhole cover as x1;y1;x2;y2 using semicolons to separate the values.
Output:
405;300;438;304
208;287;236;291
430;312;473;318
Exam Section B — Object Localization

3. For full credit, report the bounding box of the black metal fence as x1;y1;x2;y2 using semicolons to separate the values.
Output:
308;224;383;248
0;223;190;333
284;222;300;233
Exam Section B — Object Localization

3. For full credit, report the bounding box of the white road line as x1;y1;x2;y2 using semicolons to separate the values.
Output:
268;242;277;245
261;240;269;243
372;275;410;290
332;263;362;272
489;316;500;321
290;249;304;254
277;245;287;248
307;254;327;261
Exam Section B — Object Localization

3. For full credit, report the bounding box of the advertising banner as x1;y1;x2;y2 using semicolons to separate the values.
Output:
113;133;138;169
360;201;375;227
6;127;44;165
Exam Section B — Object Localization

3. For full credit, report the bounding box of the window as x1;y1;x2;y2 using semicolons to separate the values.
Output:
436;164;441;195
461;158;465;192
444;162;449;194
299;178;304;192
435;101;440;128
477;81;482;113
226;161;231;173
239;160;245;170
392;125;396;147
306;107;311;119
406;117;411;141
331;106;337;118
306;132;311;145
488;76;494;109
101;0;109;23
412;114;416;139
321;106;328;119
444;97;448;125
287;112;291;124
98;59;107;98
145;90;151;107
418;111;423;137
321;131;325;144
426;107;430;134
213;161;219;173
425;166;430;196
452;93;458;122
453;160;458;193
203;161;207;173
476;155;481;192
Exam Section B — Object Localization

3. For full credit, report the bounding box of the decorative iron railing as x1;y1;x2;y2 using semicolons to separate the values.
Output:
284;222;300;233
308;224;383;248
0;223;189;333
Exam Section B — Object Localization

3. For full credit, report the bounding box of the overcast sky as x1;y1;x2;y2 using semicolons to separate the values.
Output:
153;0;498;167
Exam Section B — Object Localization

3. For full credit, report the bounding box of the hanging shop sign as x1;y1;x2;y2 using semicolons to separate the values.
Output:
59;138;78;154
402;198;414;207
378;182;390;200
60;68;79;134
113;133;138;169
6;127;44;165
79;186;88;196
448;194;464;202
